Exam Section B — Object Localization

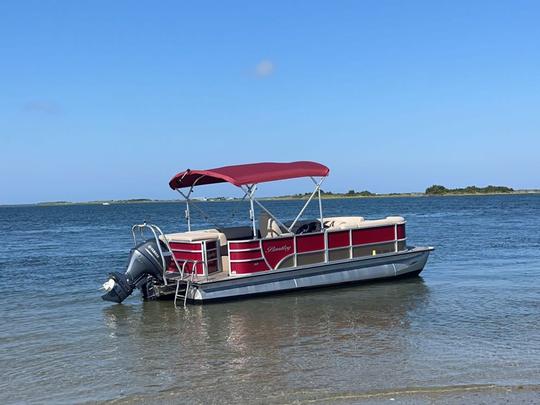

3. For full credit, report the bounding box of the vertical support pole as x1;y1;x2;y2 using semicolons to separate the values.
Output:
324;230;329;263
240;184;286;239
293;236;298;266
394;224;398;252
310;176;325;228
349;229;353;259
318;186;324;227
203;240;208;278
177;187;194;232
185;199;191;231
249;185;257;239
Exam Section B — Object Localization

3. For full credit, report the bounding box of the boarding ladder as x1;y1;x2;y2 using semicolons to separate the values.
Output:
173;260;201;308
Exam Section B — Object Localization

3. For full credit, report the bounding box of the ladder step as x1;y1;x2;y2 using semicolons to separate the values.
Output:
174;279;190;308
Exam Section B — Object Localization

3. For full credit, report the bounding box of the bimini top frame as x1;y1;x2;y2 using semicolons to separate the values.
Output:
169;161;330;236
169;161;329;189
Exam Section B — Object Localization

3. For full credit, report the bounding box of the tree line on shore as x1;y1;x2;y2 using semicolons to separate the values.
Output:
287;185;515;199
424;185;514;195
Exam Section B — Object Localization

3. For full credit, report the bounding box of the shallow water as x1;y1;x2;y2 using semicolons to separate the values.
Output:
1;195;539;404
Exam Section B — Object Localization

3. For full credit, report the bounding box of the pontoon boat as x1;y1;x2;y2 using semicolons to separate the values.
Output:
101;161;433;305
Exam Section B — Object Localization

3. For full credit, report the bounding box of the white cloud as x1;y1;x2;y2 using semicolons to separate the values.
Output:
23;100;61;114
255;60;275;77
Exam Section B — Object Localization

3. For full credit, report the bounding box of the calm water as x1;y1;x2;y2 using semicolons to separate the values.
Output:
1;196;539;404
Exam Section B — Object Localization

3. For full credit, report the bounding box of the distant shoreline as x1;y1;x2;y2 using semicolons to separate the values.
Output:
2;189;540;207
262;189;540;200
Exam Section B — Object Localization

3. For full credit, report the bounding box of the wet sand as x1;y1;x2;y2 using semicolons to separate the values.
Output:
99;384;540;404
290;384;540;404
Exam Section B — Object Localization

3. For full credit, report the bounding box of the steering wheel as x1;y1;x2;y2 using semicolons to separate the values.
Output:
296;222;317;235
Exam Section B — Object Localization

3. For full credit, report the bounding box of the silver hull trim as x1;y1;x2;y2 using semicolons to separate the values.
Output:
188;247;433;302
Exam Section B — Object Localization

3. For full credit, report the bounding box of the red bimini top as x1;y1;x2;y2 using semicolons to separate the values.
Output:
169;161;329;189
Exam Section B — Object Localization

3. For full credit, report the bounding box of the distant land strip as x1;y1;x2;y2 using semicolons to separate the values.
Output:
2;185;540;207
269;184;536;200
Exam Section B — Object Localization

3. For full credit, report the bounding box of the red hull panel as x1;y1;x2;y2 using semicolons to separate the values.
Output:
397;224;406;239
229;241;259;250
296;233;325;253
328;230;350;249
169;242;202;251
352;226;395;245
230;250;263;261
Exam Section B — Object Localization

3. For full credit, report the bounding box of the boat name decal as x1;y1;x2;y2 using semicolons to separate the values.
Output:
266;245;292;253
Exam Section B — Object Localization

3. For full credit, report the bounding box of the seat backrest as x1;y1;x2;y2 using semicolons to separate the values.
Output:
259;212;283;239
219;226;253;241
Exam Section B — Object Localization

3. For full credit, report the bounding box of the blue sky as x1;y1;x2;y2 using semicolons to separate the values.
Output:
1;1;539;204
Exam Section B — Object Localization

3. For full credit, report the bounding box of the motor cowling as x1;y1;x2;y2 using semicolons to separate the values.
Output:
101;239;171;303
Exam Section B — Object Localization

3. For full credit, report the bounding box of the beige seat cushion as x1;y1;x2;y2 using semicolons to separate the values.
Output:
325;216;404;230
324;216;365;229
161;229;227;246
356;216;404;228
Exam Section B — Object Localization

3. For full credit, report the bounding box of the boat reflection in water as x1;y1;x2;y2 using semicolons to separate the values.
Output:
101;278;430;402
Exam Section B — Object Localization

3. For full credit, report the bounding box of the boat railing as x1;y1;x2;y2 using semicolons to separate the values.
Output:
131;222;183;286
177;259;202;280
228;221;407;275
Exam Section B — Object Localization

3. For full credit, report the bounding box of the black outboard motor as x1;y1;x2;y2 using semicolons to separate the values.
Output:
101;239;171;303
